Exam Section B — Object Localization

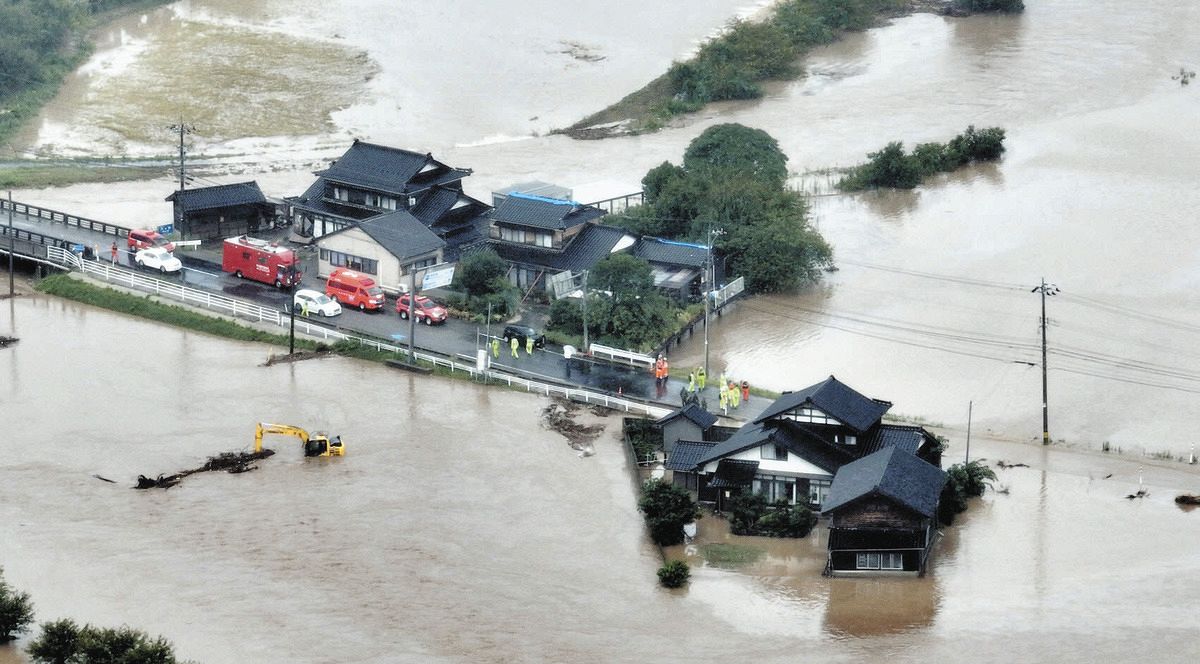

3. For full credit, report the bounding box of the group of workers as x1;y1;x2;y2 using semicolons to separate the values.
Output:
658;357;751;414
491;336;536;359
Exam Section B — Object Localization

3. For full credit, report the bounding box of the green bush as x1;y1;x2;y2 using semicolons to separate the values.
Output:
657;560;691;588
639;480;700;546
0;568;34;643
939;460;997;525
27;619;177;664
956;0;1025;12
840;126;1007;191
755;503;818;538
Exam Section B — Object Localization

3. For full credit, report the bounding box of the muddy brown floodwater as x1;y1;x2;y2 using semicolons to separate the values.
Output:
3;295;1200;663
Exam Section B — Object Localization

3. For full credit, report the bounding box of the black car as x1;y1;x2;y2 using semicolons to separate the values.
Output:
503;324;546;349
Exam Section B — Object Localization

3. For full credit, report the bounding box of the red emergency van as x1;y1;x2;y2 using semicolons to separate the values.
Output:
221;235;301;288
325;268;385;311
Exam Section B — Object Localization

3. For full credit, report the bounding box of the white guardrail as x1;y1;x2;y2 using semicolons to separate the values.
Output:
47;247;672;418
589;343;656;368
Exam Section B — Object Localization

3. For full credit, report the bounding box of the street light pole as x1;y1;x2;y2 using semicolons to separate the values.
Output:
1031;278;1059;445
703;227;721;387
288;266;297;355
407;263;417;363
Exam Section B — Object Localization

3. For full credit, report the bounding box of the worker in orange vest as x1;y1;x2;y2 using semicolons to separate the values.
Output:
741;380;750;403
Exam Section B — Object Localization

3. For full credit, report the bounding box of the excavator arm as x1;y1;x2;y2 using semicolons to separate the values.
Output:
254;422;310;453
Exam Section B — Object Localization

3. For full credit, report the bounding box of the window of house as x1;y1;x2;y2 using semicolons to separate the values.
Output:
761;444;788;461
536;232;552;248
808;479;832;506
882;553;904;570
500;227;527;244
333;187;349;201
320;248;377;275
752;474;795;504
856;553;882;570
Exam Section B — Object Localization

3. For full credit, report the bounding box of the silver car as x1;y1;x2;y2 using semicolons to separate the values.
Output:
135;247;182;274
293;289;342;317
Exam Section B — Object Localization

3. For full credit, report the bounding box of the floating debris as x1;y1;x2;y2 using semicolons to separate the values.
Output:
541;399;606;455
133;449;276;490
996;460;1030;469
1175;494;1200;506
262;349;334;366
1125;489;1149;500
0;336;18;349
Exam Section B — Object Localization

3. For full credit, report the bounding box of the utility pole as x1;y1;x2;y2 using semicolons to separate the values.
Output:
407;264;417;363
288;265;297;354
703;227;722;387
168;120;195;237
581;269;589;353
965;400;973;464
1031;278;1059;445
8;191;14;297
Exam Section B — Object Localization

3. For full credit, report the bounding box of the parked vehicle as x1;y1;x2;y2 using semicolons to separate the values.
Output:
293;289;342;317
395;294;447;325
134;247;182;274
325;268;385;311
503;324;545;349
222;235;301;288
127;228;175;253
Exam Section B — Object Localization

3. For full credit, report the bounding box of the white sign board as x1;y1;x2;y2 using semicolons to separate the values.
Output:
420;264;455;291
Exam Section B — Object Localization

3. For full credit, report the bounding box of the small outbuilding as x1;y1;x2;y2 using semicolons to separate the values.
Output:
821;446;948;576
655;403;718;454
166;181;275;241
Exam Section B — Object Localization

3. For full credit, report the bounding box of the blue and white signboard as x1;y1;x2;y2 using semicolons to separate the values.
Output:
420;264;455;291
157;224;174;236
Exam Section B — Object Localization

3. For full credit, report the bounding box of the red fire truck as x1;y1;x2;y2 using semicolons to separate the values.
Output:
222;235;301;288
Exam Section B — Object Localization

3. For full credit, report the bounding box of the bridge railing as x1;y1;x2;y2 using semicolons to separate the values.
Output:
44;247;671;418
1;198;131;238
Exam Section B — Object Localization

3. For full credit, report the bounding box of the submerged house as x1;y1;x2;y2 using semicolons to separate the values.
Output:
667;376;942;511
655;403;718;455
821;446;947;576
632;236;711;303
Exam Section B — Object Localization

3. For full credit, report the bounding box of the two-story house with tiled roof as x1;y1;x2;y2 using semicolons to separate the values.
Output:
486;193;635;291
667;375;943;511
288;139;479;242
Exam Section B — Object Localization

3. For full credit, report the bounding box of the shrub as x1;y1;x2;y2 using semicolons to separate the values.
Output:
956;0;1025;12
840;126;1007;190
639;480;700;546
728;492;769;535
756;503;818;538
27;620;177;664
657;560;691;588
939;460;997;525
0;568;34;643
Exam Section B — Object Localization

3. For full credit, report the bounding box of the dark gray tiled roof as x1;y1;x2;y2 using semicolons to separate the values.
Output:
412;186;491;229
754;375;892;433
288;178;372;221
821;447;948;518
166;182;267;213
317;140;468;196
709;459;759;488
665;440;716;472
489;193;605;231
655;403;718;430
633;237;708;269
491;224;631;273
322;210;445;261
861;424;932;456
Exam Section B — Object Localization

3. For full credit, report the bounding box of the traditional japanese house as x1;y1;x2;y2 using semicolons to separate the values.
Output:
821;446;948;576
655;403;718;454
166;181;275;241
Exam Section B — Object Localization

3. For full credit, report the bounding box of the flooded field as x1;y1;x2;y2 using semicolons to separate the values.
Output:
3;297;1200;663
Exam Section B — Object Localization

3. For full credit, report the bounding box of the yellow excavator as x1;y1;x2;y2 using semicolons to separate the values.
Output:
254;422;345;457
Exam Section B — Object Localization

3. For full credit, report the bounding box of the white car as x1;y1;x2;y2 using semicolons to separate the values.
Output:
293;289;342;317
135;247;182;274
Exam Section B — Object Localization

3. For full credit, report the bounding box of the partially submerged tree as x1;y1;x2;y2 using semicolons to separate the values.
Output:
639;479;701;546
0;567;34;643
27;619;178;664
938;460;997;525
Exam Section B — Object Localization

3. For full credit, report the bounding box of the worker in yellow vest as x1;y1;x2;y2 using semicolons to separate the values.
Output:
696;366;706;390
510;336;520;358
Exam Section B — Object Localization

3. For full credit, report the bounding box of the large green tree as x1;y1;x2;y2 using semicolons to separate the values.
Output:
683;123;790;189
0;567;34;643
27;619;178;664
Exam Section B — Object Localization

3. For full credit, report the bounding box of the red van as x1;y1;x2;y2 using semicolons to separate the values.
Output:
222;235;300;288
325;268;385;311
127;229;175;253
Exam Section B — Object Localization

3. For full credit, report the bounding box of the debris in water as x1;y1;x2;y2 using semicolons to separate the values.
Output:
133;449;276;490
1175;494;1200;505
92;474;116;484
0;335;17;349
541;399;606;456
1125;489;1149;500
996;460;1030;469
262;349;334;366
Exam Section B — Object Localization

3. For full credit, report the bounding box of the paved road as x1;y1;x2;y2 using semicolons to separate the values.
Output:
4;204;773;419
